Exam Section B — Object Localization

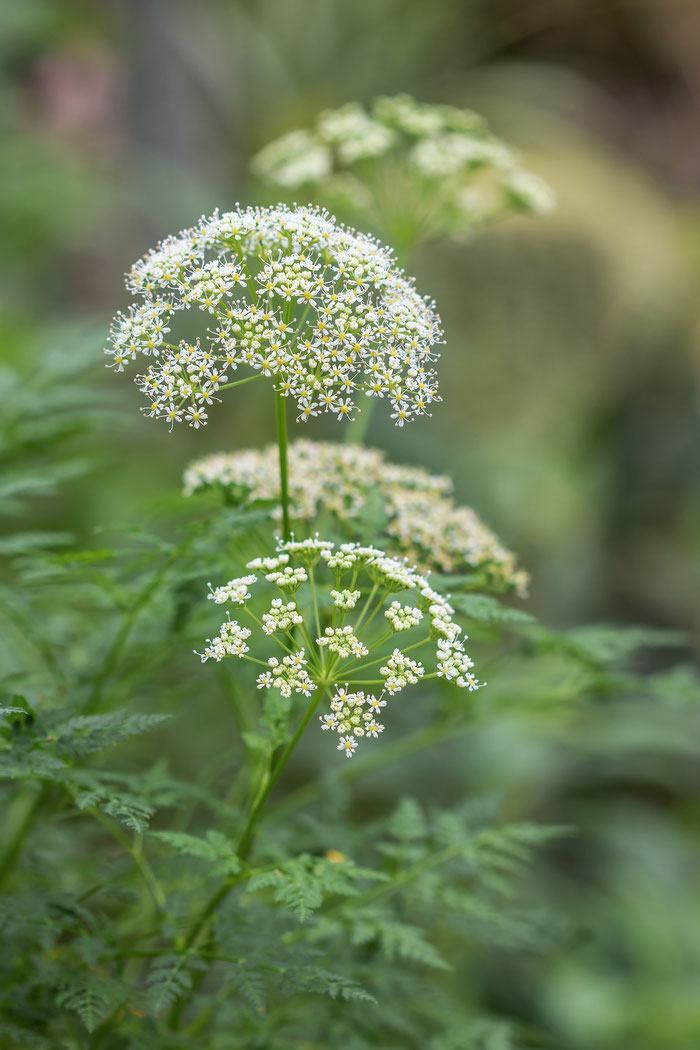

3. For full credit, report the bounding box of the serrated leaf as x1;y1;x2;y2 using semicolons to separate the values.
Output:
554;624;689;666
247;854;385;923
146;953;199;1016
55;711;170;757
217;961;267;1009
55;975;114;1033
151;829;241;876
75;788;155;833
351;916;450;970
0;750;67;780
286;964;376;1002
445;592;535;625
388;798;428;841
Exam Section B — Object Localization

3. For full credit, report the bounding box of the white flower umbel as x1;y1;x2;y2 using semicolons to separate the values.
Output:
183;440;529;596
251;96;555;244
196;537;484;758
105;204;443;429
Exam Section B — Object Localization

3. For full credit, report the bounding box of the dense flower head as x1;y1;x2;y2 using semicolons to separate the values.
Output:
196;537;483;757
105;204;443;428
184;440;528;596
251;95;555;243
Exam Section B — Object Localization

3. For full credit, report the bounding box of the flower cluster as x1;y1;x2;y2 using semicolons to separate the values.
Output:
196;537;483;757
262;599;303;635
252;95;555;242
331;588;361;610
385;601;423;632
317;626;368;659
198;617;252;662
184;440;529;595
256;651;316;698
321;687;387;758
105;204;443;429
380;649;424;694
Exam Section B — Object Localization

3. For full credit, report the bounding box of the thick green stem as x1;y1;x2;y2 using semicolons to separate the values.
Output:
173;688;324;985
235;689;323;862
275;390;291;542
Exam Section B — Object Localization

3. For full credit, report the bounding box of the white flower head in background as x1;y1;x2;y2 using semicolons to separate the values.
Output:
196;537;484;758
252;95;555;247
184;440;529;596
105;204;442;429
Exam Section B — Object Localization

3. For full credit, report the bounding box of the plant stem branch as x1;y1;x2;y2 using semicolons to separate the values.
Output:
0;784;48;888
235;689;323;861
217;373;264;392
172;686;326;1004
275;390;291;542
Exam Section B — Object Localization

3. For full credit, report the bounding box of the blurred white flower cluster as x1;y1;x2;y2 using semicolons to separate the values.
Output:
197;537;483;757
252;95;555;244
184;440;528;595
105;204;442;429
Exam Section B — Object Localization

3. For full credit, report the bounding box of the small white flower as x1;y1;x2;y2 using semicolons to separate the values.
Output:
337;735;357;758
185;405;208;428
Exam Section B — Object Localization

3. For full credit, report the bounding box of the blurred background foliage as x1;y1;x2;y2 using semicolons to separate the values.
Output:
1;0;700;1046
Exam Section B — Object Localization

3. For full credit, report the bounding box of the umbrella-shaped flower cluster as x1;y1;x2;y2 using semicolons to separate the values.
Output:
252;95;555;242
105;204;442;428
197;537;483;758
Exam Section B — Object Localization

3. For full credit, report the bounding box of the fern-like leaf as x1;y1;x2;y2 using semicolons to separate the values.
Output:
55;711;170;757
54;973;116;1033
151;829;242;876
247;854;386;923
75;786;155;832
146;953;201;1016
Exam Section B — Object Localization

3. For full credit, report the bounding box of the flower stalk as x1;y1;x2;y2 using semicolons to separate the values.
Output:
275;389;291;542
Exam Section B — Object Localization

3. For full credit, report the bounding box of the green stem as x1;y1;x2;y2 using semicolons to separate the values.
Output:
86;539;191;713
357;594;388;638
217;373;265;392
0;784;48;888
352;583;378;633
235;689;323;861
89;809;167;914
344;397;374;444
172;687;325;992
275;390;291;542
340;635;431;675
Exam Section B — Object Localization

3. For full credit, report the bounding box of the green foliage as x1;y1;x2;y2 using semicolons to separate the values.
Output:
55;711;171;758
146;954;202;1016
246;853;386;922
443;591;536;626
151;830;242;877
55;971;125;1032
0;437;681;1049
